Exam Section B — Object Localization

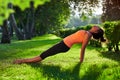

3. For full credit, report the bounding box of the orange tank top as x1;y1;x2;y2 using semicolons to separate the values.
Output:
63;30;87;48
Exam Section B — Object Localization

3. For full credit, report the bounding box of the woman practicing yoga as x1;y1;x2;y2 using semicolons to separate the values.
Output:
14;26;106;64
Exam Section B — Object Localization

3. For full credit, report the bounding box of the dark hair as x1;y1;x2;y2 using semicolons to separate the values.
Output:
92;29;106;42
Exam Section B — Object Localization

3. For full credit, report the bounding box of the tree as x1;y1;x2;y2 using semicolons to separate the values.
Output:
69;0;100;17
1;20;11;43
102;0;120;21
0;0;50;25
9;3;24;40
0;0;50;43
0;0;102;43
34;0;70;35
12;3;35;40
14;0;70;37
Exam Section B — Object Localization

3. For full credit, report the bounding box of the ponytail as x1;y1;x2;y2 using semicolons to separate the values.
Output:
100;36;106;42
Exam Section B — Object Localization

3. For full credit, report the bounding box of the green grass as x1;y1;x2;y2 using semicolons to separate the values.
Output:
0;34;120;80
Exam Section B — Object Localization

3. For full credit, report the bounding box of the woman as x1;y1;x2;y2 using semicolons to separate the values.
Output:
14;26;106;64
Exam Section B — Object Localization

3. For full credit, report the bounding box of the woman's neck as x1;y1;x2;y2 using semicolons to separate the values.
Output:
88;30;94;35
87;30;93;36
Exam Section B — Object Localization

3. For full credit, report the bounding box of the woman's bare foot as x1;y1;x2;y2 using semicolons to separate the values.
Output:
13;59;26;64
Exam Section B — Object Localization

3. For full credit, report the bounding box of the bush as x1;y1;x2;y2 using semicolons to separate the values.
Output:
103;21;120;52
57;27;83;38
89;40;102;47
54;25;94;38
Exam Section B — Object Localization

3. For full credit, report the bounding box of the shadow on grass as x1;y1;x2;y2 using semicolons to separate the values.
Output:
11;39;61;49
0;39;61;60
99;51;120;62
29;63;81;80
87;45;120;62
28;62;106;80
81;64;106;80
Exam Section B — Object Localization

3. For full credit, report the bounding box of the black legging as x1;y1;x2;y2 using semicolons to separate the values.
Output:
40;41;70;59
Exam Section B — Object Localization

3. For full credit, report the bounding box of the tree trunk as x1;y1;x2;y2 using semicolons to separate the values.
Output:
115;44;119;52
102;0;120;21
108;46;112;51
9;13;24;40
24;12;31;39
24;1;35;39
30;2;35;37
1;20;11;43
9;22;14;37
8;3;24;40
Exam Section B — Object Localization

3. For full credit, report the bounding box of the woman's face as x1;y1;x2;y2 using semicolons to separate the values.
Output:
92;26;103;39
92;33;101;39
91;26;106;42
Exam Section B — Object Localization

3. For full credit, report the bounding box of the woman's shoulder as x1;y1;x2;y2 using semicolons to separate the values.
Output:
78;30;92;36
78;30;87;33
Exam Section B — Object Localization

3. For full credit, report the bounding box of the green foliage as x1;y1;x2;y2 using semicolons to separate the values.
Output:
54;25;93;38
55;27;83;38
35;0;70;35
0;0;50;25
0;0;101;26
82;24;93;30
103;22;114;40
89;40;102;47
0;0;14;25
103;21;120;51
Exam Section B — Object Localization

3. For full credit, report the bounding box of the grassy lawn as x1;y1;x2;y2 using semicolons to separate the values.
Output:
0;34;120;80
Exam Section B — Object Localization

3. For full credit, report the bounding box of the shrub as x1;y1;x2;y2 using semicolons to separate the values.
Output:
89;40;102;47
103;21;120;52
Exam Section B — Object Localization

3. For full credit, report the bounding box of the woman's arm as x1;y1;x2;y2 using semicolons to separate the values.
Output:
80;33;92;63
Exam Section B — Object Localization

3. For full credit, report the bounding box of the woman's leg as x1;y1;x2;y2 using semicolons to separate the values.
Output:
40;41;70;59
14;41;69;64
14;56;42;64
